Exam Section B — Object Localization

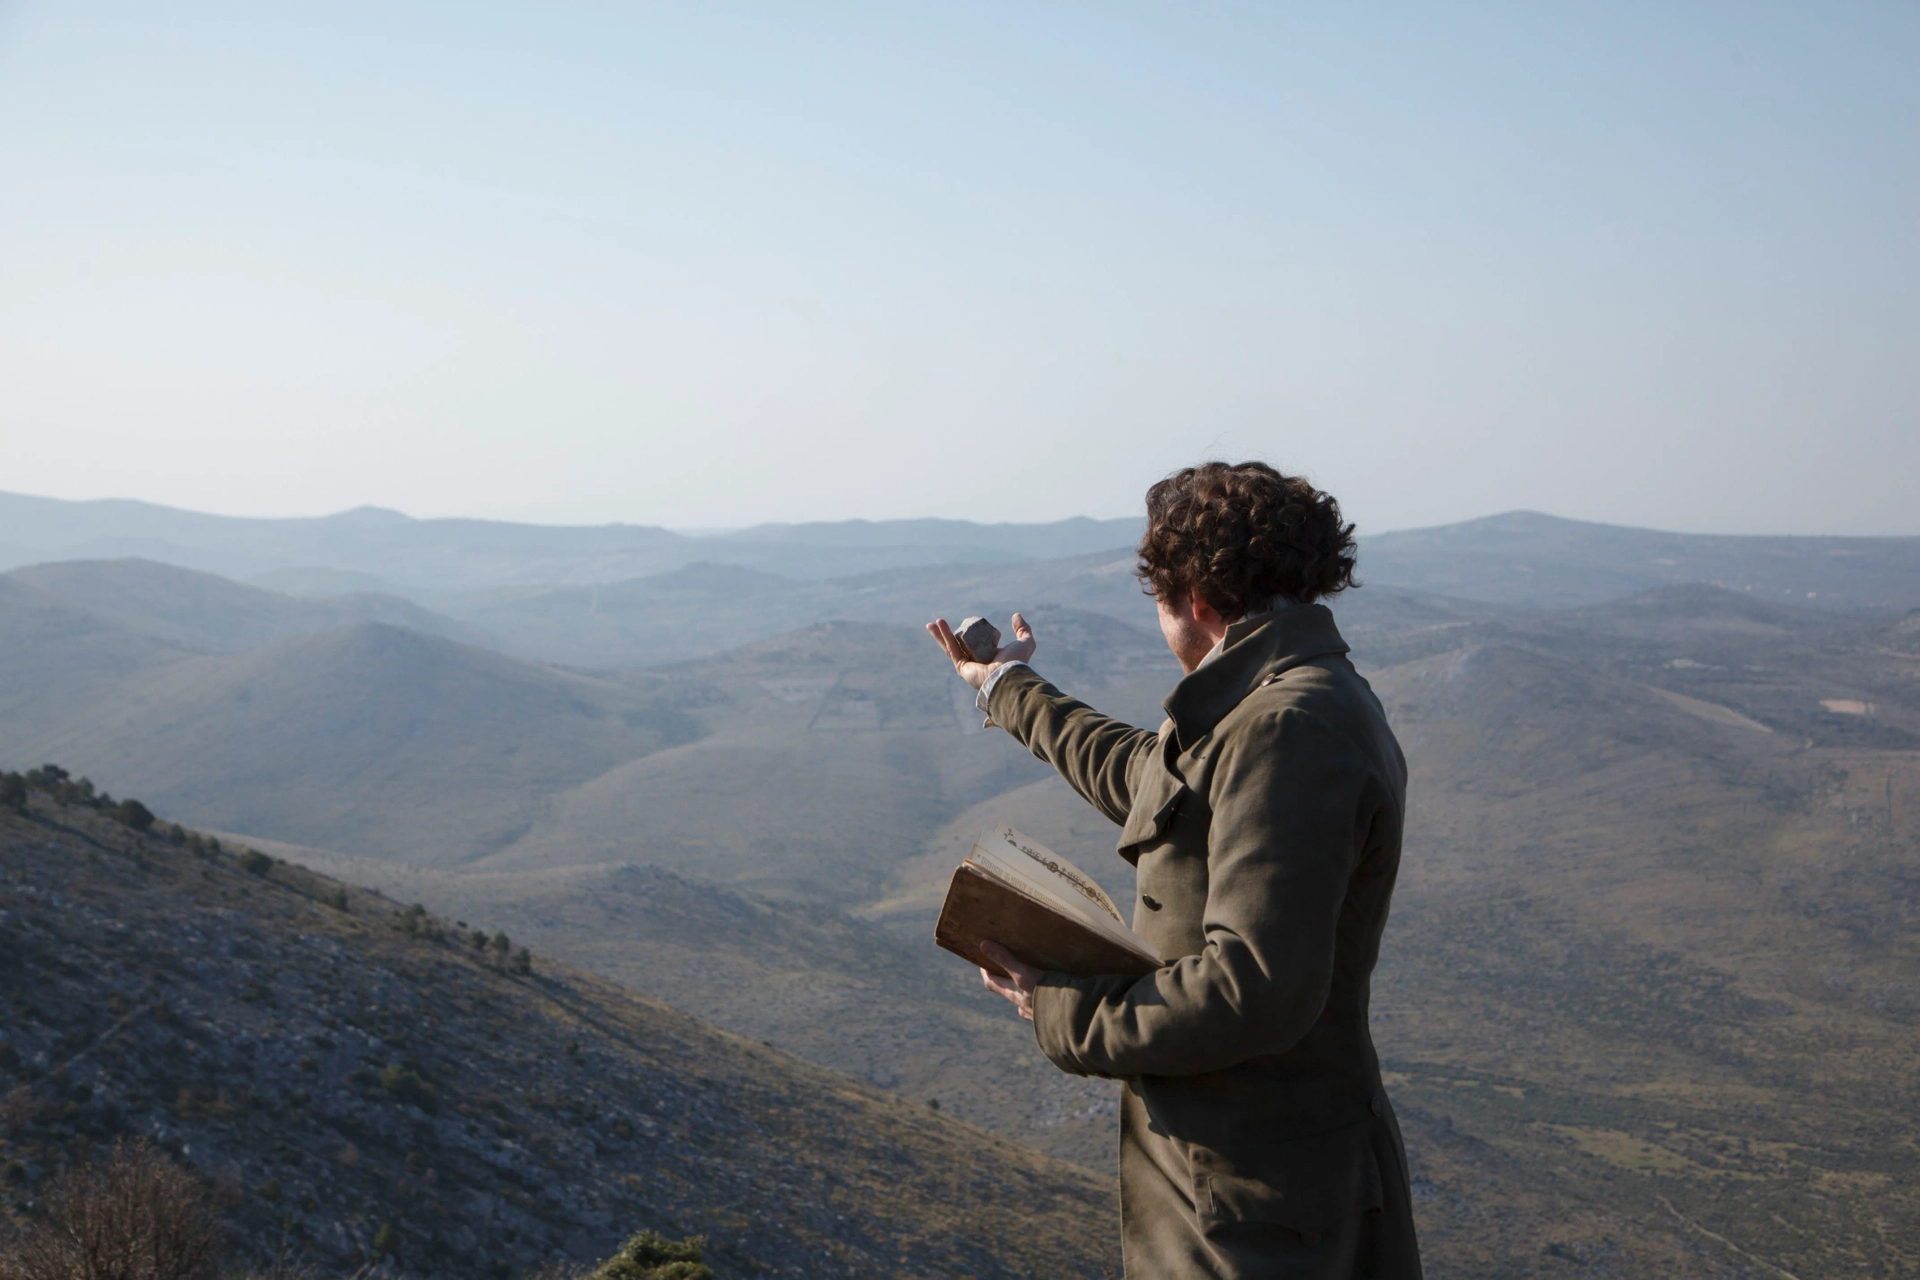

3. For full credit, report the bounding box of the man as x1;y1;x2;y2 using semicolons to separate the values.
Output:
927;462;1421;1279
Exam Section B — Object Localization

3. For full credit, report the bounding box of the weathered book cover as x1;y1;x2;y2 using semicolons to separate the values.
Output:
934;863;1162;978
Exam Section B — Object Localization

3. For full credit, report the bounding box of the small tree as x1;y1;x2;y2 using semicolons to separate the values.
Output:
589;1230;713;1280
112;799;156;832
237;848;272;877
512;948;532;976
491;932;511;956
25;764;68;791
0;774;26;813
0;1138;224;1280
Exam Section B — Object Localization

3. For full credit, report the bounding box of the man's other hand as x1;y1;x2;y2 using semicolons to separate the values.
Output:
926;612;1036;691
979;941;1042;1021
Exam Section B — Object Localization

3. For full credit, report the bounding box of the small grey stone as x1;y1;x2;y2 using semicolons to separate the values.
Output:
956;617;1001;662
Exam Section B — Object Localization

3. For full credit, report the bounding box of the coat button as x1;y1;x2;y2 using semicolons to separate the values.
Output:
1140;894;1162;911
1371;1095;1386;1117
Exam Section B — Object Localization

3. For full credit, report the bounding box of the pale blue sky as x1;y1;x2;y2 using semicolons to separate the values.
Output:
2;2;1914;533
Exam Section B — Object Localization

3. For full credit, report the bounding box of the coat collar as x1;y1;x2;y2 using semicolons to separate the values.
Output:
1161;602;1350;749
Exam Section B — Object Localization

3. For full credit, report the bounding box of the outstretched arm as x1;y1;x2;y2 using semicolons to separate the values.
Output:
926;612;1153;826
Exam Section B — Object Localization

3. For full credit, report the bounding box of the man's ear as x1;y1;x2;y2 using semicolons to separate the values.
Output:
1187;592;1225;628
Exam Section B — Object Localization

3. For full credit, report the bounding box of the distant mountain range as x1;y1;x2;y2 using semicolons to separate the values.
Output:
0;490;1144;588
6;490;1917;621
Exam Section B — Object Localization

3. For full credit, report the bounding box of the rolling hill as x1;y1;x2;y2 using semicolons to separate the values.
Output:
1363;510;1920;612
233;847;1131;1172
4;558;473;653
469;614;1179;905
2;615;697;865
0;787;1120;1278
1360;622;1919;1278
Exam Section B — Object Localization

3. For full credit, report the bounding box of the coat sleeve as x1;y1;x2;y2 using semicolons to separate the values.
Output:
1030;705;1368;1077
984;665;1156;827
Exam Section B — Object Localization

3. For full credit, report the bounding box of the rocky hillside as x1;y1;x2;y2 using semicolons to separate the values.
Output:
0;787;1118;1279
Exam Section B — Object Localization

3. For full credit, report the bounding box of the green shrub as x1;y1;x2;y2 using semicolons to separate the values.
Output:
589;1230;712;1280
327;888;350;912
112;799;155;832
376;1062;440;1114
512;948;532;976
398;903;442;939
0;774;26;812
237;848;272;877
491;932;511;955
25;764;69;791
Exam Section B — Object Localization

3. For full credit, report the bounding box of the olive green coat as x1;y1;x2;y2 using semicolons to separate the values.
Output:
984;604;1422;1279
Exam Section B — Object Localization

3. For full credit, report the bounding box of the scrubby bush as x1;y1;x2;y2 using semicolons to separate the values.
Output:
236;848;272;877
397;903;442;940
24;764;68;791
376;1061;440;1114
327;888;350;912
0;774;25;813
492;932;511;955
112;798;156;832
0;1137;223;1280
588;1230;713;1280
513;948;532;976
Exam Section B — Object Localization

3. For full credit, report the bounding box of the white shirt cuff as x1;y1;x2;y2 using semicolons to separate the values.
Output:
974;660;1029;712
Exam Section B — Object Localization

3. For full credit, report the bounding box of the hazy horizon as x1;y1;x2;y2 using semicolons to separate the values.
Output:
10;484;1920;543
4;2;1915;536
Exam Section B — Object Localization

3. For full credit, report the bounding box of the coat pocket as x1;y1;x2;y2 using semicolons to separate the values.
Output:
1189;1120;1383;1240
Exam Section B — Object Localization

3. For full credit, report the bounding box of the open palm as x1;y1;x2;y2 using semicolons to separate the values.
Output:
925;612;1036;691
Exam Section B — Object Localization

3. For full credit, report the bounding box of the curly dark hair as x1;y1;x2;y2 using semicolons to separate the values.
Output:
1136;461;1358;613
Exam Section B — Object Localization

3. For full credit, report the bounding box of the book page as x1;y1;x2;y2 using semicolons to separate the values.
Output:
968;827;1151;956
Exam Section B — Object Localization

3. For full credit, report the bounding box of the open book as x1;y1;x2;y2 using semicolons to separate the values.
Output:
934;826;1162;978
